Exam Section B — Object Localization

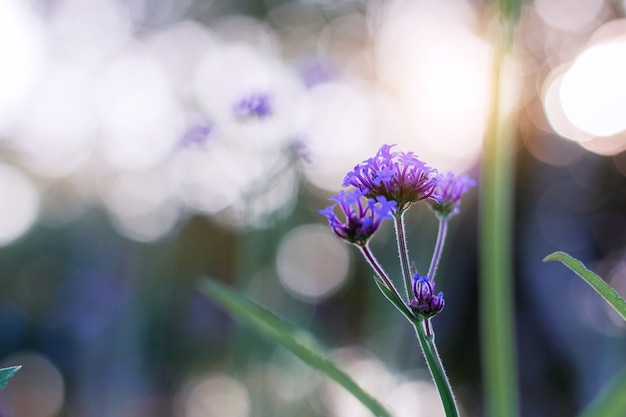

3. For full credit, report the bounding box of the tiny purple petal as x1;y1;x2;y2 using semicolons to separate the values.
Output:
319;188;397;245
408;273;445;318
343;144;438;212
429;172;476;218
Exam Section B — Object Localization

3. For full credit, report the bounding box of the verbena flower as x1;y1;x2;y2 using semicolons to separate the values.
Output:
343;144;438;212
298;56;338;88
429;172;476;219
408;273;445;318
180;121;213;148
319;188;397;246
233;92;272;119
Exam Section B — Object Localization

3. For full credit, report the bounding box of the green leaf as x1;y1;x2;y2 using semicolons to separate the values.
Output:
543;251;626;322
578;366;626;417
0;365;21;389
199;279;393;417
371;274;414;323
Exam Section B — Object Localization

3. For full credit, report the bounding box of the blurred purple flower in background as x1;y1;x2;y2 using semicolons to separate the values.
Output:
298;56;339;88
180;121;214;148
233;92;273;119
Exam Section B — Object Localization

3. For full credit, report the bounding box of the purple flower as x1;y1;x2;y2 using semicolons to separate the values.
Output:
298;56;338;88
429;172;476;218
343;144;438;212
319;188;397;246
180;121;213;148
408;273;445;318
285;137;311;164
233;92;272;119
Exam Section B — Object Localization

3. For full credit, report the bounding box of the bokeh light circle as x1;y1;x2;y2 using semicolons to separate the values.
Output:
542;68;595;143
535;0;604;33
560;41;626;137
175;373;250;417
276;224;350;303
2;352;65;417
0;165;39;246
0;0;47;132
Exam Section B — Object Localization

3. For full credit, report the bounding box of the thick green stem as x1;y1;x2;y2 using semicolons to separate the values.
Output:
393;212;413;301
479;13;519;417
412;318;459;417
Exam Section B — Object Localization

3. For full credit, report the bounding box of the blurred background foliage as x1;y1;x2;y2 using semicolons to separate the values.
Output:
0;0;625;416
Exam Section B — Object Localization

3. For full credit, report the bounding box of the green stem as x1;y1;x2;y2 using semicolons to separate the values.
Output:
479;13;519;417
412;318;459;417
428;218;448;281
394;212;413;300
393;213;459;417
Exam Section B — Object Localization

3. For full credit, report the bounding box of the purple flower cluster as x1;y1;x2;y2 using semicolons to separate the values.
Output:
408;273;445;318
233;92;272;119
343;144;438;212
319;189;397;246
429;172;476;219
321;143;475;249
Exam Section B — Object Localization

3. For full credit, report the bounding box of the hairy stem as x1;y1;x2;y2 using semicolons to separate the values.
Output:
412;318;459;417
393;212;413;300
428;218;448;281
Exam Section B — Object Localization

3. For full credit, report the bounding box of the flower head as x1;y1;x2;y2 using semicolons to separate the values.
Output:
429;172;476;219
233;92;272;119
319;188;397;246
408;273;445;318
343;144;438;212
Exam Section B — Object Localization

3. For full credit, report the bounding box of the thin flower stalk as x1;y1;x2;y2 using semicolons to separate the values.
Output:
394;213;414;301
428;218;448;282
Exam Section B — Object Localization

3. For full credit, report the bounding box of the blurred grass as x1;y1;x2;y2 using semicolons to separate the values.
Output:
479;2;522;416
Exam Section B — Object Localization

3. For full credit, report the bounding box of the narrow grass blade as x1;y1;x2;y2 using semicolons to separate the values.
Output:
0;365;21;389
543;251;626;322
200;279;393;417
479;15;519;417
578;366;626;417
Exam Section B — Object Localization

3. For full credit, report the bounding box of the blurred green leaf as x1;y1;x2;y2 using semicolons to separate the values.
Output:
0;366;21;389
543;251;626;322
578;367;626;417
200;279;393;417
498;0;523;23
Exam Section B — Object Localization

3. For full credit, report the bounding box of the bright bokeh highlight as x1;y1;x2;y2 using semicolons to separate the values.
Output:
0;165;39;246
560;41;626;137
276;224;350;302
176;373;250;417
0;0;47;132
